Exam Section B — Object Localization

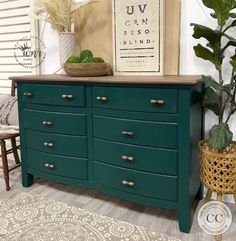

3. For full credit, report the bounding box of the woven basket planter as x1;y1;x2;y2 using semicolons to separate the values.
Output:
199;140;236;194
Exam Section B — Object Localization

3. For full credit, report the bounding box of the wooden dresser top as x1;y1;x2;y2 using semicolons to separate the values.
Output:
10;74;201;85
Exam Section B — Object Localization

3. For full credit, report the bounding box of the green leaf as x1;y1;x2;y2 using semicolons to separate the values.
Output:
191;24;222;49
222;33;236;50
202;87;220;115
230;52;236;70
223;19;236;32
193;44;221;70
208;123;233;150
210;13;217;18
203;0;236;26
202;75;233;97
232;106;236;114
230;12;236;18
202;75;222;90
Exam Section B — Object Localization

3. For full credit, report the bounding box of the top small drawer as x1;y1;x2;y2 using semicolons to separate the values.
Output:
19;84;85;107
92;86;177;113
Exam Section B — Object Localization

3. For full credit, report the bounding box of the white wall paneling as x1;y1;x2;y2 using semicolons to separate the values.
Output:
0;0;39;94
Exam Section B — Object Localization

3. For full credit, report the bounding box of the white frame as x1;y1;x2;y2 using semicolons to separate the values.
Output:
112;0;165;76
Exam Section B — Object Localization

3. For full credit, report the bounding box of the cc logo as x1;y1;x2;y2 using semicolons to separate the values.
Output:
198;201;232;235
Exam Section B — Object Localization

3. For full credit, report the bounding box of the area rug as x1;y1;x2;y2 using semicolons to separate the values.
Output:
0;192;181;241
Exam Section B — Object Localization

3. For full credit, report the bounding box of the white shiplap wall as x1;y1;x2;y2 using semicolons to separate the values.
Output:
0;0;39;94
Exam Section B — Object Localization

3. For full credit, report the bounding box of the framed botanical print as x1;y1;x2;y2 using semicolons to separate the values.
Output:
112;0;164;75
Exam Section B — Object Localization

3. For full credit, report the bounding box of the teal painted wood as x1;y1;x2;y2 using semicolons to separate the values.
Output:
85;86;95;181
25;129;87;157
17;86;34;187
92;86;178;113
177;88;192;233
93;108;179;123
94;161;177;201
16;79;203;234
29;168;92;188
19;83;85;107
93;115;178;148
94;182;177;210
27;149;88;179
23;102;87;114
23;109;86;135
94;138;178;175
177;86;202;233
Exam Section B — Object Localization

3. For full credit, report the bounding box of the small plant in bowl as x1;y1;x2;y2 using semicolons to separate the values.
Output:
66;49;105;64
64;49;110;77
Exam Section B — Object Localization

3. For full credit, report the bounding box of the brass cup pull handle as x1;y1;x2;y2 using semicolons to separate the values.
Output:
122;180;135;187
44;142;54;148
150;99;165;105
122;155;134;161
121;131;134;136
45;163;55;169
24;92;32;97
96;96;108;102
62;94;74;99
42;121;53;127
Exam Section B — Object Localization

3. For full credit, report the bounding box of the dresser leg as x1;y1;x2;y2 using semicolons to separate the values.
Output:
196;184;204;200
178;208;191;233
22;173;34;187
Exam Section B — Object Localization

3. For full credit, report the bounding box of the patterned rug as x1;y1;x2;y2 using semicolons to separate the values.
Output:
0;192;181;241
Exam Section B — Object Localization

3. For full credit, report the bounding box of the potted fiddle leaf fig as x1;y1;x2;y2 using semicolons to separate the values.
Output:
191;0;236;151
191;0;236;199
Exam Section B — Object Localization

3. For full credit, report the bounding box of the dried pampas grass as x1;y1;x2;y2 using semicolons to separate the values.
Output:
34;0;98;32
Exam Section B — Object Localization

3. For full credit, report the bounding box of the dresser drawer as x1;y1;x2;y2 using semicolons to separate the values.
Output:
26;130;87;158
23;109;86;135
94;162;177;201
93;116;178;148
92;86;177;113
94;139;177;175
27;149;87;179
20;84;85;107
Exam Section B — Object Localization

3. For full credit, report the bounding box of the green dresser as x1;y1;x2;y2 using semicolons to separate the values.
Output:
12;75;203;233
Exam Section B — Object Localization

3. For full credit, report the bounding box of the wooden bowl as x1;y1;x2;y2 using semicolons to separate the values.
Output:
63;63;111;77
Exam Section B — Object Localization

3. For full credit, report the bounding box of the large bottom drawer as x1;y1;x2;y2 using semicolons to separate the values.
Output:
94;161;177;201
27;149;88;179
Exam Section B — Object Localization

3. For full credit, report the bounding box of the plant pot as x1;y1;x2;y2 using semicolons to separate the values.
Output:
199;140;236;194
58;32;75;66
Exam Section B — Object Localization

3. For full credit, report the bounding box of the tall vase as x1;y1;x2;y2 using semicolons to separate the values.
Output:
58;32;75;66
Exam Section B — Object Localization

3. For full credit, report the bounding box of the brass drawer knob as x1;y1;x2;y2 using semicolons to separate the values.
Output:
96;96;108;102
62;94;74;99
121;130;134;136
44;142;54;148
24;92;32;97
150;99;165;105
122;180;135;187
42;121;53;127
122;155;134;161
45;163;54;169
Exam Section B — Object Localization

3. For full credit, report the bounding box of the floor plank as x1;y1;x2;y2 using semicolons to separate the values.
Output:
0;167;235;241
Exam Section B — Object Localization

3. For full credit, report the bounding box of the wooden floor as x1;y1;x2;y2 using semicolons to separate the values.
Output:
0;167;236;241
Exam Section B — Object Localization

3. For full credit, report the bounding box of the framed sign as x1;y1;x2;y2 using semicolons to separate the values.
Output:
112;0;164;75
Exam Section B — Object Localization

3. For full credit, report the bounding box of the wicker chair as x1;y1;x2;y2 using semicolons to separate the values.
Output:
0;81;21;191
